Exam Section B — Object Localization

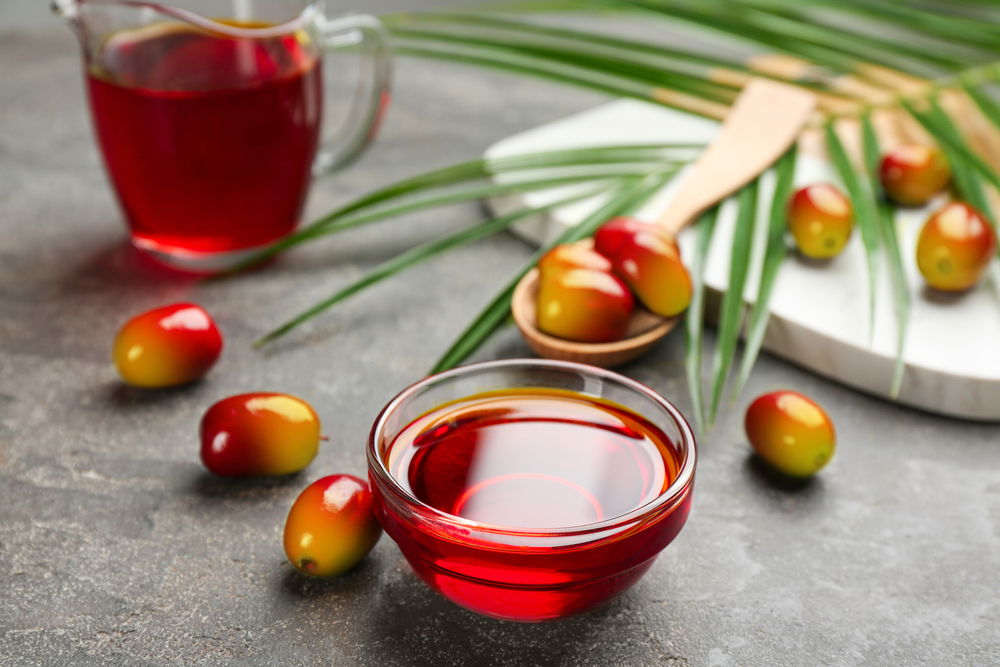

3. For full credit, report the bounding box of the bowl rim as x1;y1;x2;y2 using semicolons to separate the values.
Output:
366;358;696;539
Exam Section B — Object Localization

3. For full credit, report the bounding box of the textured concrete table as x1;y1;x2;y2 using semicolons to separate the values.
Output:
2;10;999;667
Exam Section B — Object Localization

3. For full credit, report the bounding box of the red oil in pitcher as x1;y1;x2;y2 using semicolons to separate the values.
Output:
86;22;323;256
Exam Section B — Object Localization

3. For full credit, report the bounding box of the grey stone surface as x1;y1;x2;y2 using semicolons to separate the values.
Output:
2;10;1000;667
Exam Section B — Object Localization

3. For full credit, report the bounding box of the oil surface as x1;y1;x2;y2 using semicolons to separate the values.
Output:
386;388;680;529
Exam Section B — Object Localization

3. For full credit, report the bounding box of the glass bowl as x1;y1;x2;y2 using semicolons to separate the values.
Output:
367;359;696;622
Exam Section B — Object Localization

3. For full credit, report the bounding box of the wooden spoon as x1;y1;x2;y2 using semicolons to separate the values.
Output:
513;79;817;367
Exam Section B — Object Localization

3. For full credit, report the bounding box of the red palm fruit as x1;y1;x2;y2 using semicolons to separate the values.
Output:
113;303;223;388
200;393;321;477
787;183;854;259
537;243;613;281
916;201;997;291
879;144;951;206
593;216;658;260
283;474;382;578
536;268;634;343
607;229;692;318
745;391;836;478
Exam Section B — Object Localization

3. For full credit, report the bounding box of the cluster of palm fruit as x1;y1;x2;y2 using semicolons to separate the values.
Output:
535;217;693;342
113;303;381;578
534;140;995;345
789;143;996;291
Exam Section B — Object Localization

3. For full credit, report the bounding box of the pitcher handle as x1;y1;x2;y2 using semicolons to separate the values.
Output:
313;13;393;175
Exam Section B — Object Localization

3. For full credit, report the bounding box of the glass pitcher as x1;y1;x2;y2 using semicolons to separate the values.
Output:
53;0;392;271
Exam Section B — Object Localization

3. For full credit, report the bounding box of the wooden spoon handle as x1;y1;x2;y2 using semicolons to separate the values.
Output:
658;79;816;236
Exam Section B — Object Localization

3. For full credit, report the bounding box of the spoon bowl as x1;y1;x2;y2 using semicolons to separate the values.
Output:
512;267;677;368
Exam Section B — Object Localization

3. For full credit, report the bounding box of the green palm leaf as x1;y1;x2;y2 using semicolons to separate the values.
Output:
733;146;797;397
782;0;1000;53
717;0;998;68
388;11;866;105
684;206;720;434
918;98;1000;196
389;12;746;73
379;1;999;404
228;143;696;272
963;84;1000;134
250;0;1000;411
860;112;910;397
390;3;1000;109
708;179;758;424
254;185;612;347
824;122;881;340
392;43;731;118
392;25;739;102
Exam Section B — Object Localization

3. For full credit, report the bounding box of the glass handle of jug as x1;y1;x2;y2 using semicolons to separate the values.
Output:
313;13;393;175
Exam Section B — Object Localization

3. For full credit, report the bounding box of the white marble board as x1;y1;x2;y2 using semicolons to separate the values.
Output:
485;99;1000;421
